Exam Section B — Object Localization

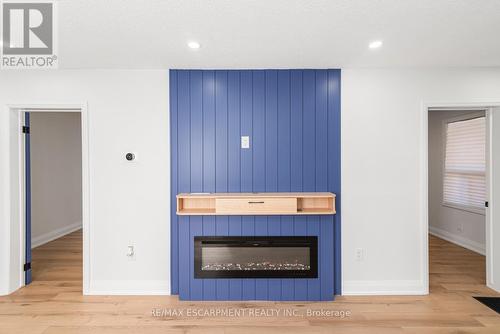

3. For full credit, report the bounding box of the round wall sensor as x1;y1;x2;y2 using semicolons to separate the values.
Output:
125;153;135;161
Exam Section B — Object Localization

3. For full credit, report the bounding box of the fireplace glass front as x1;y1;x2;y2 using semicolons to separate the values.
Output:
194;236;318;278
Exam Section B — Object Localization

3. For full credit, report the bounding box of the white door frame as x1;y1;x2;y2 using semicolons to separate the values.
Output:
7;103;90;294
421;101;500;293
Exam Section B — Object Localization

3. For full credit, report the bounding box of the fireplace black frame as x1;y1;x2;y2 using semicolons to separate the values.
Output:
194;236;318;279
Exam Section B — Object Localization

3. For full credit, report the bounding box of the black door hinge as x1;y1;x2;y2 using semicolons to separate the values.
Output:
22;126;30;134
485;201;489;208
24;262;31;271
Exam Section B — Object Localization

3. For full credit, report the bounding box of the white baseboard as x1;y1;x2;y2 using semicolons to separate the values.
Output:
88;280;171;295
429;226;485;255
31;222;82;248
342;280;426;295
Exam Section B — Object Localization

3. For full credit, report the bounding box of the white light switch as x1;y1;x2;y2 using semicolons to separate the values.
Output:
241;136;250;149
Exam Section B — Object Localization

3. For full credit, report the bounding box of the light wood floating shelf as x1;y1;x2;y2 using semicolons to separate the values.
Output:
176;192;336;216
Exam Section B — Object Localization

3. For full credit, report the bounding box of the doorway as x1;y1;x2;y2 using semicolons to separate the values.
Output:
24;111;83;285
428;109;487;292
424;105;500;294
6;104;90;294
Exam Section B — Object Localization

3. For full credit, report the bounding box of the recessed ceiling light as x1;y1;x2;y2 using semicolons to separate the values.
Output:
369;40;383;49
187;41;201;49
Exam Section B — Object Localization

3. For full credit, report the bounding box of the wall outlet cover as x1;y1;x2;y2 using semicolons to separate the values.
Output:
127;245;136;261
355;248;364;261
241;136;250;149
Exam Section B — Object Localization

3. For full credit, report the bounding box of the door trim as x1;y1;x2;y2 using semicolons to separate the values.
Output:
7;103;90;294
24;112;31;285
421;101;500;294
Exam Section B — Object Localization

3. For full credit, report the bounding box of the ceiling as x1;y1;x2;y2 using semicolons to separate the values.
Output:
55;0;500;69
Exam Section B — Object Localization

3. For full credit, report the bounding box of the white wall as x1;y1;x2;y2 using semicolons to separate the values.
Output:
30;112;83;248
341;68;500;295
0;70;170;295
428;110;485;255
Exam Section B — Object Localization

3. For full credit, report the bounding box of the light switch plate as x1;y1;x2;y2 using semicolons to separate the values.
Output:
241;136;250;149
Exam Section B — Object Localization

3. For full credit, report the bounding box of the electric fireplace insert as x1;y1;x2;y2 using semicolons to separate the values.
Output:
194;236;318;279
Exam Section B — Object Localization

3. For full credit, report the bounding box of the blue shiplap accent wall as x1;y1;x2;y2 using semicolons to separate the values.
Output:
170;69;341;301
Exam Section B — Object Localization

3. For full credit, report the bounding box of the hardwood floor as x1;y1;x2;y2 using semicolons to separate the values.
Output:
1;231;499;334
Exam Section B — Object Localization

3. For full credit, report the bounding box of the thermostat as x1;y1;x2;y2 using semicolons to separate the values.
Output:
125;153;135;161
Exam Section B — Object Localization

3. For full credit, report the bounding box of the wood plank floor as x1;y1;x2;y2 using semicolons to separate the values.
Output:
1;231;499;333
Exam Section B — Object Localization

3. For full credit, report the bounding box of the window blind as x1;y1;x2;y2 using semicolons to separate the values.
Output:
443;116;486;209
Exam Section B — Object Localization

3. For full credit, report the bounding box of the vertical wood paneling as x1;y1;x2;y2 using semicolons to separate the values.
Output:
227;71;241;195
190;71;203;192
278;70;294;300
303;70;319;300
240;71;253;194
253;71;267;237
265;70;278;192
227;71;242;300
315;70;329;300
302;70;316;192
177;70;191;300
321;216;334;299
277;70;291;192
290;70;307;300
202;71;217;300
328;69;342;295
253;71;266;193
265;70;281;300
315;70;328;192
170;70;179;294
240;71;255;299
189;71;204;300
215;71;229;300
170;69;341;301
254;70;267;300
290;70;303;192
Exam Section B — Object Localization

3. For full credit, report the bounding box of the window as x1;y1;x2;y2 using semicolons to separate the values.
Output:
443;115;486;211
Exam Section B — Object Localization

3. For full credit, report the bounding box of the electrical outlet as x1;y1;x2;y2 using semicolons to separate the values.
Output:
457;224;464;233
127;245;135;261
355;248;364;261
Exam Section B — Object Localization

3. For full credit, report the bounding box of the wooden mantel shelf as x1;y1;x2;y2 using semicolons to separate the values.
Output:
176;192;336;216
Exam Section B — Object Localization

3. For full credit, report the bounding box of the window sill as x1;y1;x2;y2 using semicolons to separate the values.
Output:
442;203;485;216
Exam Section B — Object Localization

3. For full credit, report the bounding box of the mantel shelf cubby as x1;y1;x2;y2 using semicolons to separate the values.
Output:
176;192;336;216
